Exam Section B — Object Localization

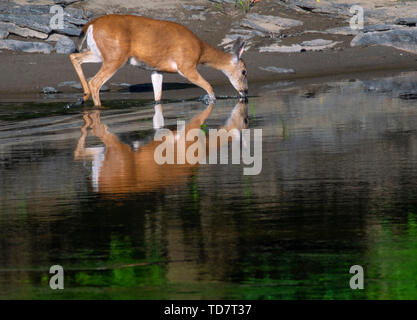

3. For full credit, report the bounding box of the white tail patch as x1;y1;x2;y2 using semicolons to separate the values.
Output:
86;25;103;62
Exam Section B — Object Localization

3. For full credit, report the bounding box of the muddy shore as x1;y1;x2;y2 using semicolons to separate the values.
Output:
1;0;417;101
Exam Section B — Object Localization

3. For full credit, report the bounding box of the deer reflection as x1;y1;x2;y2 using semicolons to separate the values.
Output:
74;100;249;195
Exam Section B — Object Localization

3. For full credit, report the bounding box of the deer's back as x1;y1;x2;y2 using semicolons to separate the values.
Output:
88;15;204;71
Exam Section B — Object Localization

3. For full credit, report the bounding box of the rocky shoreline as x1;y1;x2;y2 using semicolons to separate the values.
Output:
0;0;417;97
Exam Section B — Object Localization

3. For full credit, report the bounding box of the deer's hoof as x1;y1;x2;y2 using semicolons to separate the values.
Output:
199;94;216;105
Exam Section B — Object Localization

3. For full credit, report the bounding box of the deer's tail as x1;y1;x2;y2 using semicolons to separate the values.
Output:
75;22;93;53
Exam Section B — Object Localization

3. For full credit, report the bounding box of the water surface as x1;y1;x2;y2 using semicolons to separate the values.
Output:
0;72;417;299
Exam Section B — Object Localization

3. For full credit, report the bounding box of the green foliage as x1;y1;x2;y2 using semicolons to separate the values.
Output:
235;0;252;13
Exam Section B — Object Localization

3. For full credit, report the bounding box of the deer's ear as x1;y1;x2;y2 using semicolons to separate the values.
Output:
232;38;245;64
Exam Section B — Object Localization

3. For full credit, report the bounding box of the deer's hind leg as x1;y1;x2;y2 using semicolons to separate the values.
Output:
88;58;127;106
70;50;101;103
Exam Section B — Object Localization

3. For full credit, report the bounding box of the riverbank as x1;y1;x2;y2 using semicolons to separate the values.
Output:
1;0;417;100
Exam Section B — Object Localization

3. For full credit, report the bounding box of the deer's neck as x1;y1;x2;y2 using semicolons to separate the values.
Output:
199;41;232;71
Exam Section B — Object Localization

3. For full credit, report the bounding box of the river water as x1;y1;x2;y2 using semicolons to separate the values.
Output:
0;72;416;299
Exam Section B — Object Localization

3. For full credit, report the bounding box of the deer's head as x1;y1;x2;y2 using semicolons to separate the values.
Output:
224;38;248;98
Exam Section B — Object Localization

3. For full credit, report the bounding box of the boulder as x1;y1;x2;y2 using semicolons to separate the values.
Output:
351;28;417;53
0;39;53;54
0;22;48;39
53;0;83;5
241;13;302;34
395;17;417;27
55;35;75;54
260;39;340;53
0;4;89;37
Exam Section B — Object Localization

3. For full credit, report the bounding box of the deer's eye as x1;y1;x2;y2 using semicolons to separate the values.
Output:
242;70;247;76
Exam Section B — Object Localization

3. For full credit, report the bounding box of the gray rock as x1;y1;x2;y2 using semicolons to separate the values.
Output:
395;17;417;27
351;29;417;53
191;13;206;21
0;22;48;39
260;39;341;53
53;0;83;5
0;13;52;34
208;0;236;3
241;13;302;34
260;66;296;74
0;39;52;54
282;0;351;17
0;4;88;37
326;26;359;36
183;5;205;11
55;35;75;54
363;24;404;33
43;86;59;94
301;39;333;46
46;33;68;42
0;29;8;39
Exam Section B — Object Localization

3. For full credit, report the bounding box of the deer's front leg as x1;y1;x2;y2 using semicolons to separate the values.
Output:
180;68;216;103
151;72;163;102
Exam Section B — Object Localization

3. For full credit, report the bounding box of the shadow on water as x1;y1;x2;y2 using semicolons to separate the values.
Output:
0;72;417;299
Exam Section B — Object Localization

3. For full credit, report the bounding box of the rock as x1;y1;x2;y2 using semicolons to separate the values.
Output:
363;24;404;33
260;66;296;74
0;29;8;39
190;13;206;21
46;33;68;42
351;29;417;54
0;39;52;54
0;22;48;39
0;4;88;37
241;13;302;34
260;43;303;53
395;17;417;27
183;5;205;11
53;0;83;5
326;26;359;36
260;39;340;53
208;0;236;3
281;0;351;17
0;13;52;34
301;39;333;47
55;35;75;54
43;86;59;94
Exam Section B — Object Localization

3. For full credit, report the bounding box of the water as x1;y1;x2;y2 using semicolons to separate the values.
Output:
0;72;417;299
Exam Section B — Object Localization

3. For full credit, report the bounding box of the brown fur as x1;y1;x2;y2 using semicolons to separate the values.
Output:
74;100;248;195
70;14;248;106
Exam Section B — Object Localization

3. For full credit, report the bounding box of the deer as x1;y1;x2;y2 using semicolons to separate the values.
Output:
69;14;248;107
74;99;249;195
